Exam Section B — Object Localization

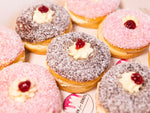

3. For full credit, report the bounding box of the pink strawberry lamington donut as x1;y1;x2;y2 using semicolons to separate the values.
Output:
0;27;25;70
65;0;120;28
98;9;150;59
0;63;61;113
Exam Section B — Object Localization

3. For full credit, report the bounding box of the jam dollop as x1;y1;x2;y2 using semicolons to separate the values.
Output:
76;38;85;50
18;80;31;92
38;5;49;13
124;20;136;29
131;73;143;85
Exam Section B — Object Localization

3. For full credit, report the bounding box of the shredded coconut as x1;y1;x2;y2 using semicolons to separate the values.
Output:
46;32;111;82
0;63;61;113
98;62;150;113
102;9;150;49
66;0;120;18
15;3;71;43
0;27;24;67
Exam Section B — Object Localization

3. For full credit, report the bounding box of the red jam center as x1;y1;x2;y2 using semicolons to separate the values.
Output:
76;38;85;50
124;20;136;29
131;73;143;85
18;80;31;92
38;5;49;13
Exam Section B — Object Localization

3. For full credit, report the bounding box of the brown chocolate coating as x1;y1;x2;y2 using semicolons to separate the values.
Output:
98;62;150;113
46;32;111;82
15;3;71;43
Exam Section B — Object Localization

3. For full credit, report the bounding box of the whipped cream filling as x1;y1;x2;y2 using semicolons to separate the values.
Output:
119;72;142;93
122;15;139;26
33;8;54;23
9;78;37;102
68;42;93;59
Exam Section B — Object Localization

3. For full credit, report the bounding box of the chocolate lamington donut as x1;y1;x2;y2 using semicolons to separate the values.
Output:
96;62;150;113
46;32;111;93
15;3;71;54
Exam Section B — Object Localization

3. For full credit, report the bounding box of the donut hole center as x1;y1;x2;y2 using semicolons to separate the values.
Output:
76;38;85;50
18;80;31;92
131;73;143;85
68;38;94;60
38;5;49;13
9;79;37;102
124;20;136;29
119;72;143;93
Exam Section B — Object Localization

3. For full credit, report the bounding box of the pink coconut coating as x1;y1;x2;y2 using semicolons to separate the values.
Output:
66;0;120;18
102;9;150;49
0;63;61;113
0;27;24;67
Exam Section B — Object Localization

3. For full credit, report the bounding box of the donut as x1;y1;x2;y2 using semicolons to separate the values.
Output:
0;63;61;113
65;0;120;28
46;32;111;93
96;62;150;113
148;46;150;67
15;3;72;55
97;9;150;59
0;27;25;70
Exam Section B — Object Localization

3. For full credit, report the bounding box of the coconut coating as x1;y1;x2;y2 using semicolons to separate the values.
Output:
0;63;61;113
98;62;150;113
102;9;150;49
66;0;120;18
15;3;71;43
46;32;111;82
0;27;24;67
